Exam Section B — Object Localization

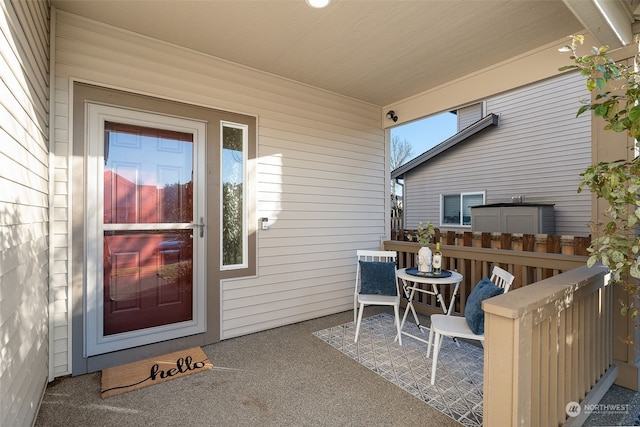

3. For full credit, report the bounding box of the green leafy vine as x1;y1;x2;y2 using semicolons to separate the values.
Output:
560;35;640;320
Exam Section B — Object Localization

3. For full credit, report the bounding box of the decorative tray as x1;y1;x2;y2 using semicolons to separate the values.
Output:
405;268;452;278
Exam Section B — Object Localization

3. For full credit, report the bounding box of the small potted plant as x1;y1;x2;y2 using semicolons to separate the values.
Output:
414;221;435;272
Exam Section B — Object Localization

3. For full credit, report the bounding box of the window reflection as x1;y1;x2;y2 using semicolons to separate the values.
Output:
104;122;194;224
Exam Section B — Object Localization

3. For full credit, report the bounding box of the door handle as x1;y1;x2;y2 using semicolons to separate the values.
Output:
192;217;205;238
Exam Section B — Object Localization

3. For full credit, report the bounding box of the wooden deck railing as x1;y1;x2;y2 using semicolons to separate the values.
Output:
382;240;615;426
383;240;588;316
393;229;592;256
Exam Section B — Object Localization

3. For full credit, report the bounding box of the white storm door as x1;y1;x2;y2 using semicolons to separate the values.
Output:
85;103;206;357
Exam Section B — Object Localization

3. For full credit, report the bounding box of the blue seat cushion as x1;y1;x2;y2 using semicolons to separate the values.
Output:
359;261;397;296
464;277;505;335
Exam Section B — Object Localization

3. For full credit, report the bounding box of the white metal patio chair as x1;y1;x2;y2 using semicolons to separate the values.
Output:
354;250;402;345
427;266;515;385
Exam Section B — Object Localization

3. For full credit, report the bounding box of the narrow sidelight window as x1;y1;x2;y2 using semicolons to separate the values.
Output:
221;122;248;268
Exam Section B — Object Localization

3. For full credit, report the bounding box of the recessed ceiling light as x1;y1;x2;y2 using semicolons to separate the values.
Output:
306;0;331;9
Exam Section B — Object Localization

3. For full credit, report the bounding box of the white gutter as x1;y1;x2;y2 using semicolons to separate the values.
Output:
563;0;634;48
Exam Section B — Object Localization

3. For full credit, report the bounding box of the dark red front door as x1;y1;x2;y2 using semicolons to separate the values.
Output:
102;122;195;335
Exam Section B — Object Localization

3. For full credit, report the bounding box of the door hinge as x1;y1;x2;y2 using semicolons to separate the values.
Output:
192;217;205;238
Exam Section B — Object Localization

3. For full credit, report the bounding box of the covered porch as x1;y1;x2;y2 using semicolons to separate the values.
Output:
6;1;640;426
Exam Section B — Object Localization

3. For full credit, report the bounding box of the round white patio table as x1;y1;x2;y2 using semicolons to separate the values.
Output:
396;267;463;345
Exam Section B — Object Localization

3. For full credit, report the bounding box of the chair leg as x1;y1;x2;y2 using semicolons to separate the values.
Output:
427;324;434;358
393;304;402;346
431;331;441;385
354;303;366;343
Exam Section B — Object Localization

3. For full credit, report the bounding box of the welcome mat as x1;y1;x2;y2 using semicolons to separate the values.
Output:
313;313;484;426
101;347;213;398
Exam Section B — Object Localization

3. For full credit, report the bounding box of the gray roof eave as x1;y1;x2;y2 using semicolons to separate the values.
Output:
391;113;499;179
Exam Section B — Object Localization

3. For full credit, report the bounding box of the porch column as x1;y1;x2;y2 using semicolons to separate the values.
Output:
591;53;640;390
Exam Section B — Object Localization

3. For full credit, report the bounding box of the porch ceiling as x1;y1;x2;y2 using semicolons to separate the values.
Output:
51;0;637;107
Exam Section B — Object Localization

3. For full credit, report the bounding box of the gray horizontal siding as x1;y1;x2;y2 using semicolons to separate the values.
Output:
0;1;50;426
52;9;386;361
404;72;591;237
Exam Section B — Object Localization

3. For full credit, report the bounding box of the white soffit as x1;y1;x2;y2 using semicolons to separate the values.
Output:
51;0;585;107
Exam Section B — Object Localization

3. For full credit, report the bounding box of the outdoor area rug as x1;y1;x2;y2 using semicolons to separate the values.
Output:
100;347;213;398
313;312;484;426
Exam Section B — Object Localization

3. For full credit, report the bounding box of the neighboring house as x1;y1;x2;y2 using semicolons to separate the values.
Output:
1;2;634;426
392;72;592;237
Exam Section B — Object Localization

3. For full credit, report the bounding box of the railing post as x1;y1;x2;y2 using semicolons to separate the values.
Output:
484;305;533;425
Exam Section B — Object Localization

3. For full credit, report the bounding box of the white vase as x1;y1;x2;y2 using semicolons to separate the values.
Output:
417;246;432;273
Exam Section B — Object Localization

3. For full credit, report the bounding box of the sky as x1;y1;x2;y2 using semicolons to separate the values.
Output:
390;111;458;165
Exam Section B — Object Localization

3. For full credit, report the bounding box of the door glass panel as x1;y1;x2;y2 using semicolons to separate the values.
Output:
103;122;194;335
104;122;193;224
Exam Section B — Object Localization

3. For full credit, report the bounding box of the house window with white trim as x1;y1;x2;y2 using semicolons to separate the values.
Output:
441;192;485;226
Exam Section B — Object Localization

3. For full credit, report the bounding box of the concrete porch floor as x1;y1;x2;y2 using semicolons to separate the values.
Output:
34;308;640;426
